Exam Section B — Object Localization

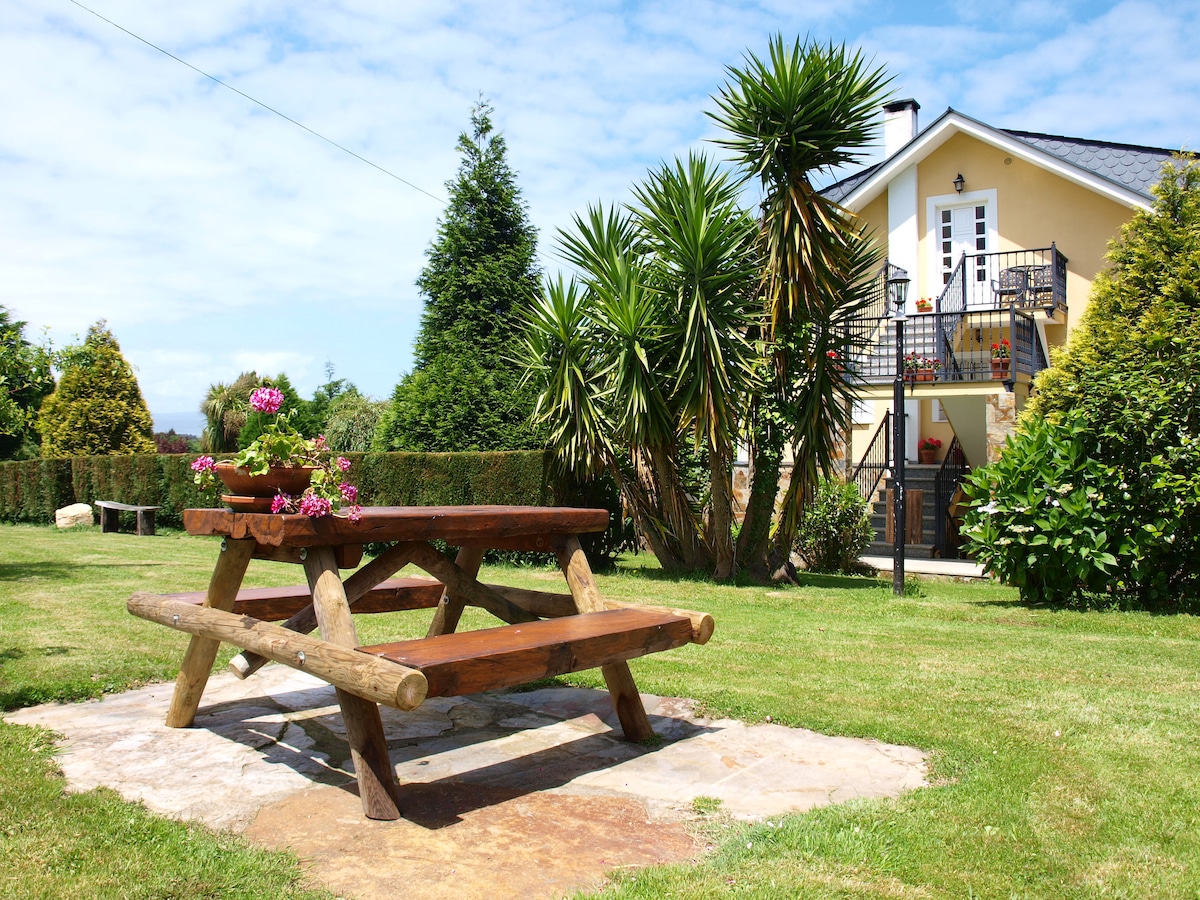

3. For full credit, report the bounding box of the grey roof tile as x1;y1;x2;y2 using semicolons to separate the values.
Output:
1001;130;1179;198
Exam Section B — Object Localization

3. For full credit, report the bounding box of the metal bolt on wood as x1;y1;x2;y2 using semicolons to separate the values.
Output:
297;651;306;666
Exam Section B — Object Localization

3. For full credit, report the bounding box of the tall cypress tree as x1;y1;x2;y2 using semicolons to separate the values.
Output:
36;321;155;458
376;100;543;451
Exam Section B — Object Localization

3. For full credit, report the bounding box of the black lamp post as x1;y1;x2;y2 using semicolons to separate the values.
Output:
888;273;910;596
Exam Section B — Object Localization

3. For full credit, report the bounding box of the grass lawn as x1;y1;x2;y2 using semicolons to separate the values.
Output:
2;524;1199;898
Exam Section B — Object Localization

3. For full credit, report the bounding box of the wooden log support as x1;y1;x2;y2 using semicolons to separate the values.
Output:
482;584;715;645
407;542;538;627
165;538;256;728
303;546;403;820
426;546;484;638
228;542;423;679
163;576;444;623
361;608;693;698
127;594;428;710
556;536;654;742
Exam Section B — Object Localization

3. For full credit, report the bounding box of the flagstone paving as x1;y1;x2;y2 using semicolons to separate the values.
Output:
8;667;926;899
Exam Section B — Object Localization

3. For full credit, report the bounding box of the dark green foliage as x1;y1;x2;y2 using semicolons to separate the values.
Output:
238;374;317;449
307;363;351;436
793;478;874;574
377;101;543;452
964;159;1200;610
0;306;54;460
323;389;386;452
199;370;258;453
0;451;626;564
35;322;155;458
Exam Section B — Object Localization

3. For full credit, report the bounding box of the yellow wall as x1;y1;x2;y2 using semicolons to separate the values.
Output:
852;131;1138;334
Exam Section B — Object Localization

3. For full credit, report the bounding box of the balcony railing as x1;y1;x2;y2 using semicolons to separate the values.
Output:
845;245;1064;385
931;245;1068;318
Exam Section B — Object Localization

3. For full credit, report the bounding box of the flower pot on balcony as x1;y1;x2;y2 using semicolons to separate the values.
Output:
907;368;936;383
991;357;1011;380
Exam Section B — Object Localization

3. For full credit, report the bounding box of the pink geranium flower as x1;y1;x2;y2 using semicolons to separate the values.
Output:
270;493;291;514
298;494;332;518
336;456;351;473
249;387;284;414
339;483;358;503
190;455;216;473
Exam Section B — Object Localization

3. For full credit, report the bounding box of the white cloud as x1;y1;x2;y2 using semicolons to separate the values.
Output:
2;0;1197;428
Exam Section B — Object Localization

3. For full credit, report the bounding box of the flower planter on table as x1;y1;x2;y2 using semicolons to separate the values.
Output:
214;462;316;512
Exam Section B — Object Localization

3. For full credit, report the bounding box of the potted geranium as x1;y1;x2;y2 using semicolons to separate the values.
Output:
915;297;933;313
918;437;942;464
191;386;362;520
903;353;940;382
991;338;1011;379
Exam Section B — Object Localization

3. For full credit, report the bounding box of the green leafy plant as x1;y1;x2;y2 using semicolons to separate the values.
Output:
192;387;359;519
991;338;1011;359
793;478;874;574
902;353;941;372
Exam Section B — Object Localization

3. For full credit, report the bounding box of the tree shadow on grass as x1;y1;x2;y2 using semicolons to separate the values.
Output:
616;564;884;593
0;561;164;581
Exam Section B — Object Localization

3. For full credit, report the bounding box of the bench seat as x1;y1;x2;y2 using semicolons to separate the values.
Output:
358;607;695;698
95;500;160;536
162;576;445;622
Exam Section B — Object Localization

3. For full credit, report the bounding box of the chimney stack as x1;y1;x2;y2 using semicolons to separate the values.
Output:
882;99;920;158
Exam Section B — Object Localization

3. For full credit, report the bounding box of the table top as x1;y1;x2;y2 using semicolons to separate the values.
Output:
182;505;611;547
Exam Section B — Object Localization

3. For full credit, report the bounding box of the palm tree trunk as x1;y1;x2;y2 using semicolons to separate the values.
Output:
737;400;784;581
708;439;736;579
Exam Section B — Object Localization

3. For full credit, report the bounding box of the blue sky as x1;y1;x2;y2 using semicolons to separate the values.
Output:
3;0;1197;434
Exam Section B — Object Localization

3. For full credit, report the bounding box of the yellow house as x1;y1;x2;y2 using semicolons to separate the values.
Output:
828;100;1179;556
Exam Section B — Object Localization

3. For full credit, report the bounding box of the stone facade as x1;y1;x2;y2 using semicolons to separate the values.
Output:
985;393;1018;462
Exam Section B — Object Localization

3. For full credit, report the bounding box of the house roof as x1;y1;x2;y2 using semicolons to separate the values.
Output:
824;107;1184;211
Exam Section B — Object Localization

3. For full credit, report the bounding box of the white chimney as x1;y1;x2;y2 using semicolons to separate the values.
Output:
882;99;920;158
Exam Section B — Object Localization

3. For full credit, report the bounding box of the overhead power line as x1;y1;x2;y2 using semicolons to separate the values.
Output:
67;0;446;205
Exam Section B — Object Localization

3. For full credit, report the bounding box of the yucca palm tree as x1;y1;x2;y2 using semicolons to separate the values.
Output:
709;34;891;576
632;153;761;577
525;156;760;577
199;371;258;453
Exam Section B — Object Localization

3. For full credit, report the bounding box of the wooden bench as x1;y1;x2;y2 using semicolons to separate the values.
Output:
95;500;160;536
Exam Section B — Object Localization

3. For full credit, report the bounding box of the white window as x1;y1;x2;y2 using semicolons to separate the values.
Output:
932;400;949;422
852;398;872;425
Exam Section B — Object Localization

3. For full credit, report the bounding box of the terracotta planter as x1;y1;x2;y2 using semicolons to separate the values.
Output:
215;463;315;511
991;357;1011;379
918;448;937;465
916;304;933;314
907;368;936;383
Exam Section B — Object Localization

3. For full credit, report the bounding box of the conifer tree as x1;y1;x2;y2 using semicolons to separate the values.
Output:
36;321;155;457
376;100;543;451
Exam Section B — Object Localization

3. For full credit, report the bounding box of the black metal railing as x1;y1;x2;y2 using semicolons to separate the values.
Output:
851;410;891;502
849;307;1047;384
933;436;969;559
930;245;1068;318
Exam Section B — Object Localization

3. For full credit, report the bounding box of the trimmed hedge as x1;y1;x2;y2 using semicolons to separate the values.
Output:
0;451;626;562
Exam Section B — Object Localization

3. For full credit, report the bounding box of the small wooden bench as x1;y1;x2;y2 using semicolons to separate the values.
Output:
95;500;160;536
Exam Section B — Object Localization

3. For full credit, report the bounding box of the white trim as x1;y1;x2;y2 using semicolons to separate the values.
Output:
888;164;919;306
926;188;998;300
843;110;1152;213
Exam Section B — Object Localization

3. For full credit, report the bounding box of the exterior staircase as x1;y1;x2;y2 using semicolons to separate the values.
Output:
866;463;942;559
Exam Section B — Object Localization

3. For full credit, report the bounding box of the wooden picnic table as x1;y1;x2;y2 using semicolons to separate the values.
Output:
128;505;712;820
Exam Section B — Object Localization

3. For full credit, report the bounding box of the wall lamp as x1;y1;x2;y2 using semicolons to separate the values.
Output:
953;173;965;193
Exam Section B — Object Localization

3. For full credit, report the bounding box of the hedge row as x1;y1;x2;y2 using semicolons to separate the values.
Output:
0;451;626;561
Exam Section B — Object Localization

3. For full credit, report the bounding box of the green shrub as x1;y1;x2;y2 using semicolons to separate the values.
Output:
793;478;873;574
964;159;1200;611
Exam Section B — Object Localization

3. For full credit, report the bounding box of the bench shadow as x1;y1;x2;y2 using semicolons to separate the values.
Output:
197;684;714;828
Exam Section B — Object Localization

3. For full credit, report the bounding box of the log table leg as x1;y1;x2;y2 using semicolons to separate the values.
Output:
304;546;402;821
166;538;256;728
425;546;485;637
556;536;654;742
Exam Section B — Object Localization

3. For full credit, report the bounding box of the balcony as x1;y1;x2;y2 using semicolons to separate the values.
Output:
846;246;1066;385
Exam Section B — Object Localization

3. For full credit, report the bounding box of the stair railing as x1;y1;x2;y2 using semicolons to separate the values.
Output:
933;436;969;558
850;410;891;503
